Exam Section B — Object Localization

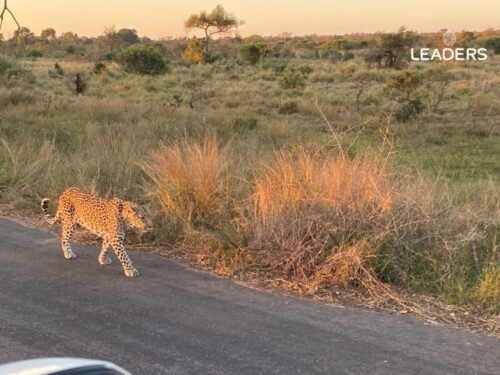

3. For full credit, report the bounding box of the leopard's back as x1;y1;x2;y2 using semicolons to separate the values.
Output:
60;188;122;237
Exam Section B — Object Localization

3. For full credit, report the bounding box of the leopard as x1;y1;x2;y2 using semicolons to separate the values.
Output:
41;187;152;277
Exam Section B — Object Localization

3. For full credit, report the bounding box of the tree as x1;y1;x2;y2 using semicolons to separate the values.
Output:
59;31;78;42
116;28;140;45
41;28;56;41
13;26;34;44
375;27;418;68
184;5;241;53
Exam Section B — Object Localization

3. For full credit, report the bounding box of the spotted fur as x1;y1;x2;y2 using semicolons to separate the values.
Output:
41;188;152;277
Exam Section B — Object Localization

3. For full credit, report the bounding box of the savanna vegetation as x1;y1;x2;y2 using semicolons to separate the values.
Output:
0;6;498;330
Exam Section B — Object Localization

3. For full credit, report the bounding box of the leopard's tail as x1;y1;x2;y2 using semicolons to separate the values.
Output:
41;198;60;225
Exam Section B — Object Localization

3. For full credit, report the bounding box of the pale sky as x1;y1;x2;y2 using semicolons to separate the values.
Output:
1;0;499;38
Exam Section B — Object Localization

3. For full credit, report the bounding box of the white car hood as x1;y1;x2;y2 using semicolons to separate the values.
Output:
0;358;131;375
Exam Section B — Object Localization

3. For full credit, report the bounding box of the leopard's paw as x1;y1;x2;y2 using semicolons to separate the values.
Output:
99;257;112;265
124;267;140;277
64;251;77;260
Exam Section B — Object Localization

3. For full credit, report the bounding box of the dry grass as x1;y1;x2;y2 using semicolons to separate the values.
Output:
142;138;229;228
253;151;392;222
248;148;398;297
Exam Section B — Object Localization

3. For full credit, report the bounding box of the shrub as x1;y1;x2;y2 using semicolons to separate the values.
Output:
395;98;425;122
278;100;299;114
298;65;313;75
26;48;43;58
386;70;422;100
65;45;76;55
117;45;169;75
239;43;266;65
182;38;206;63
262;58;288;73
93;61;107;74
0;56;33;84
484;37;500;54
280;68;306;89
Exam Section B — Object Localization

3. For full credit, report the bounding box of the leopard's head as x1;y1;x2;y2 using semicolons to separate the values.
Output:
121;201;152;233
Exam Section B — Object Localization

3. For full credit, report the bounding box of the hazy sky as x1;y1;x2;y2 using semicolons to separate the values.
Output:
2;0;499;38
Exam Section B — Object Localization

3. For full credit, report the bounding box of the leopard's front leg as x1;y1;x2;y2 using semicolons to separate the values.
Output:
98;238;112;265
111;239;139;277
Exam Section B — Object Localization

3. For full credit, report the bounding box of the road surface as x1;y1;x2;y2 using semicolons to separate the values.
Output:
0;217;498;374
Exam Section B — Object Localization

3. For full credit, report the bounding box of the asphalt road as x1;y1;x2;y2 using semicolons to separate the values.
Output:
0;217;498;374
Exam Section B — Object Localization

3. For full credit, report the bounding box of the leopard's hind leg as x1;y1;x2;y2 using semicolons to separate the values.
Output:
60;221;77;260
98;239;112;265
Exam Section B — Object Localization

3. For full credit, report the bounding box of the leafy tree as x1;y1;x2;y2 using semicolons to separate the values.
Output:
41;27;56;41
184;5;241;53
372;27;418;68
116;28;140;45
59;31;78;43
13;26;34;44
117;45;169;75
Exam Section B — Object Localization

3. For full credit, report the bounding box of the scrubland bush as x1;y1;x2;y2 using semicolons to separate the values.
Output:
0;56;33;84
280;68;306;89
278;100;299;114
182;38;206;63
117;45;169;75
26;48;43;58
239;43;266;65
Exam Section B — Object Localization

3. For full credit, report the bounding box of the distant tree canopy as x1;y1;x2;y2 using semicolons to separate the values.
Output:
41;27;56;41
184;5;241;53
364;27;418;69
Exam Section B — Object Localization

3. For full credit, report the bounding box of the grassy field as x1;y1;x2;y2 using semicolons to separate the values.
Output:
0;53;498;318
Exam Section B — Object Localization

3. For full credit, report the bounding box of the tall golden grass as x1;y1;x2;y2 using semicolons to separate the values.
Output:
249;149;398;295
141;138;498;313
142;138;228;228
253;151;392;224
